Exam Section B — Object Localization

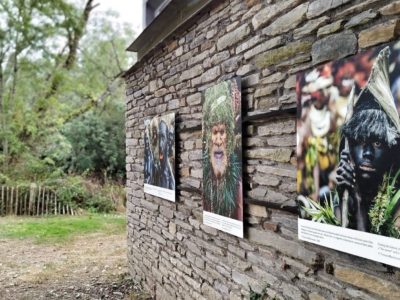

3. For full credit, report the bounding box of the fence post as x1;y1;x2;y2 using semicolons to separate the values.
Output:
10;187;14;215
54;194;58;215
6;186;9;215
40;187;45;216
15;187;19;215
1;186;4;216
24;191;28;215
29;183;36;216
45;190;49;215
36;186;41;216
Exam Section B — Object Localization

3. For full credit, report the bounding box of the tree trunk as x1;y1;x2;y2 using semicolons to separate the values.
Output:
0;63;7;170
44;0;97;101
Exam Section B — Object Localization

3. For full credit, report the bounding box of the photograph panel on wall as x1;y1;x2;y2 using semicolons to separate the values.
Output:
144;113;175;202
297;41;400;267
202;77;243;238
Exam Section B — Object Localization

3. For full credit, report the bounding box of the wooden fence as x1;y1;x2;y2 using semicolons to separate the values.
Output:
0;184;76;216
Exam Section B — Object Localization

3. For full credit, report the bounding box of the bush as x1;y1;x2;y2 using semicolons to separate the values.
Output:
61;103;125;181
0;173;10;185
1;174;123;214
86;194;115;213
52;177;90;208
44;176;124;213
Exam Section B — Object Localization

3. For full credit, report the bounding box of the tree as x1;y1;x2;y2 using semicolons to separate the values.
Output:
0;0;133;182
62;101;125;180
0;0;87;165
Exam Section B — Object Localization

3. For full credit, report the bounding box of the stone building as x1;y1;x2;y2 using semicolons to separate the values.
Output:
124;0;400;299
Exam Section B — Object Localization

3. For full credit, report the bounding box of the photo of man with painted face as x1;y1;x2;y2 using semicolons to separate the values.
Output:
144;113;175;201
202;78;243;221
336;47;400;234
298;44;400;239
158;119;175;190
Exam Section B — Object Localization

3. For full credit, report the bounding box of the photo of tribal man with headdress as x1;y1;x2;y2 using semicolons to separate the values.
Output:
202;78;243;224
144;113;175;201
297;42;400;239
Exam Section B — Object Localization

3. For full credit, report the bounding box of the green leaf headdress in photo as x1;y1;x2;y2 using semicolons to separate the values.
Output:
203;80;235;156
202;80;240;218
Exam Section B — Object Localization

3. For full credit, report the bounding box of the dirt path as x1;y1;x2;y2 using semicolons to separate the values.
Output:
0;232;146;299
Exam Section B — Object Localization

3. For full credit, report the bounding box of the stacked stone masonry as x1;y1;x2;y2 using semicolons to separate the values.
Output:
125;0;400;299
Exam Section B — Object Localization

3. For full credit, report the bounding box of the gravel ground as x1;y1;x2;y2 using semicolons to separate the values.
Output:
0;232;150;299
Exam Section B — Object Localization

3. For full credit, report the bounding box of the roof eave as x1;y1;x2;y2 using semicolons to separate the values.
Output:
126;0;215;61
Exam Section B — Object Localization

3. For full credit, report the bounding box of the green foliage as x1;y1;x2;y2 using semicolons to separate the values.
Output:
249;285;271;300
203;153;241;217
0;0;134;185
304;141;317;194
0;214;126;243
300;168;400;237
97;181;127;211
299;192;340;225
40;132;73;165
45;176;89;208
0;0;83;156
62;102;125;180
86;195;115;213
0;173;9;184
369;169;400;238
42;176;124;213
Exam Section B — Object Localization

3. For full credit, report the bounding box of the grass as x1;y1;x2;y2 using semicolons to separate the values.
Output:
0;214;126;244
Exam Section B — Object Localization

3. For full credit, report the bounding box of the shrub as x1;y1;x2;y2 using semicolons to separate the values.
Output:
86;194;115;213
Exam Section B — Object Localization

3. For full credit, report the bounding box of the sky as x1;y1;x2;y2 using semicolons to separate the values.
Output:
95;0;145;35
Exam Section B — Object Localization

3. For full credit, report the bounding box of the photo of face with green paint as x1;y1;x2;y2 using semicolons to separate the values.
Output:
202;78;243;221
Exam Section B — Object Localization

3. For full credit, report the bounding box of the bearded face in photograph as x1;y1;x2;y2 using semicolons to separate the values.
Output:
210;123;228;179
202;80;242;220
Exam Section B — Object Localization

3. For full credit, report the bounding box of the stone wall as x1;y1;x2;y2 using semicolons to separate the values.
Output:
124;0;400;299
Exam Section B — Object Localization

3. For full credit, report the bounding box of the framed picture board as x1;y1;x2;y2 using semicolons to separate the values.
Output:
144;113;175;202
202;77;243;238
297;41;400;267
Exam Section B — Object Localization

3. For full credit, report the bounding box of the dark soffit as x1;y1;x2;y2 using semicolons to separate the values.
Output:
126;0;214;61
